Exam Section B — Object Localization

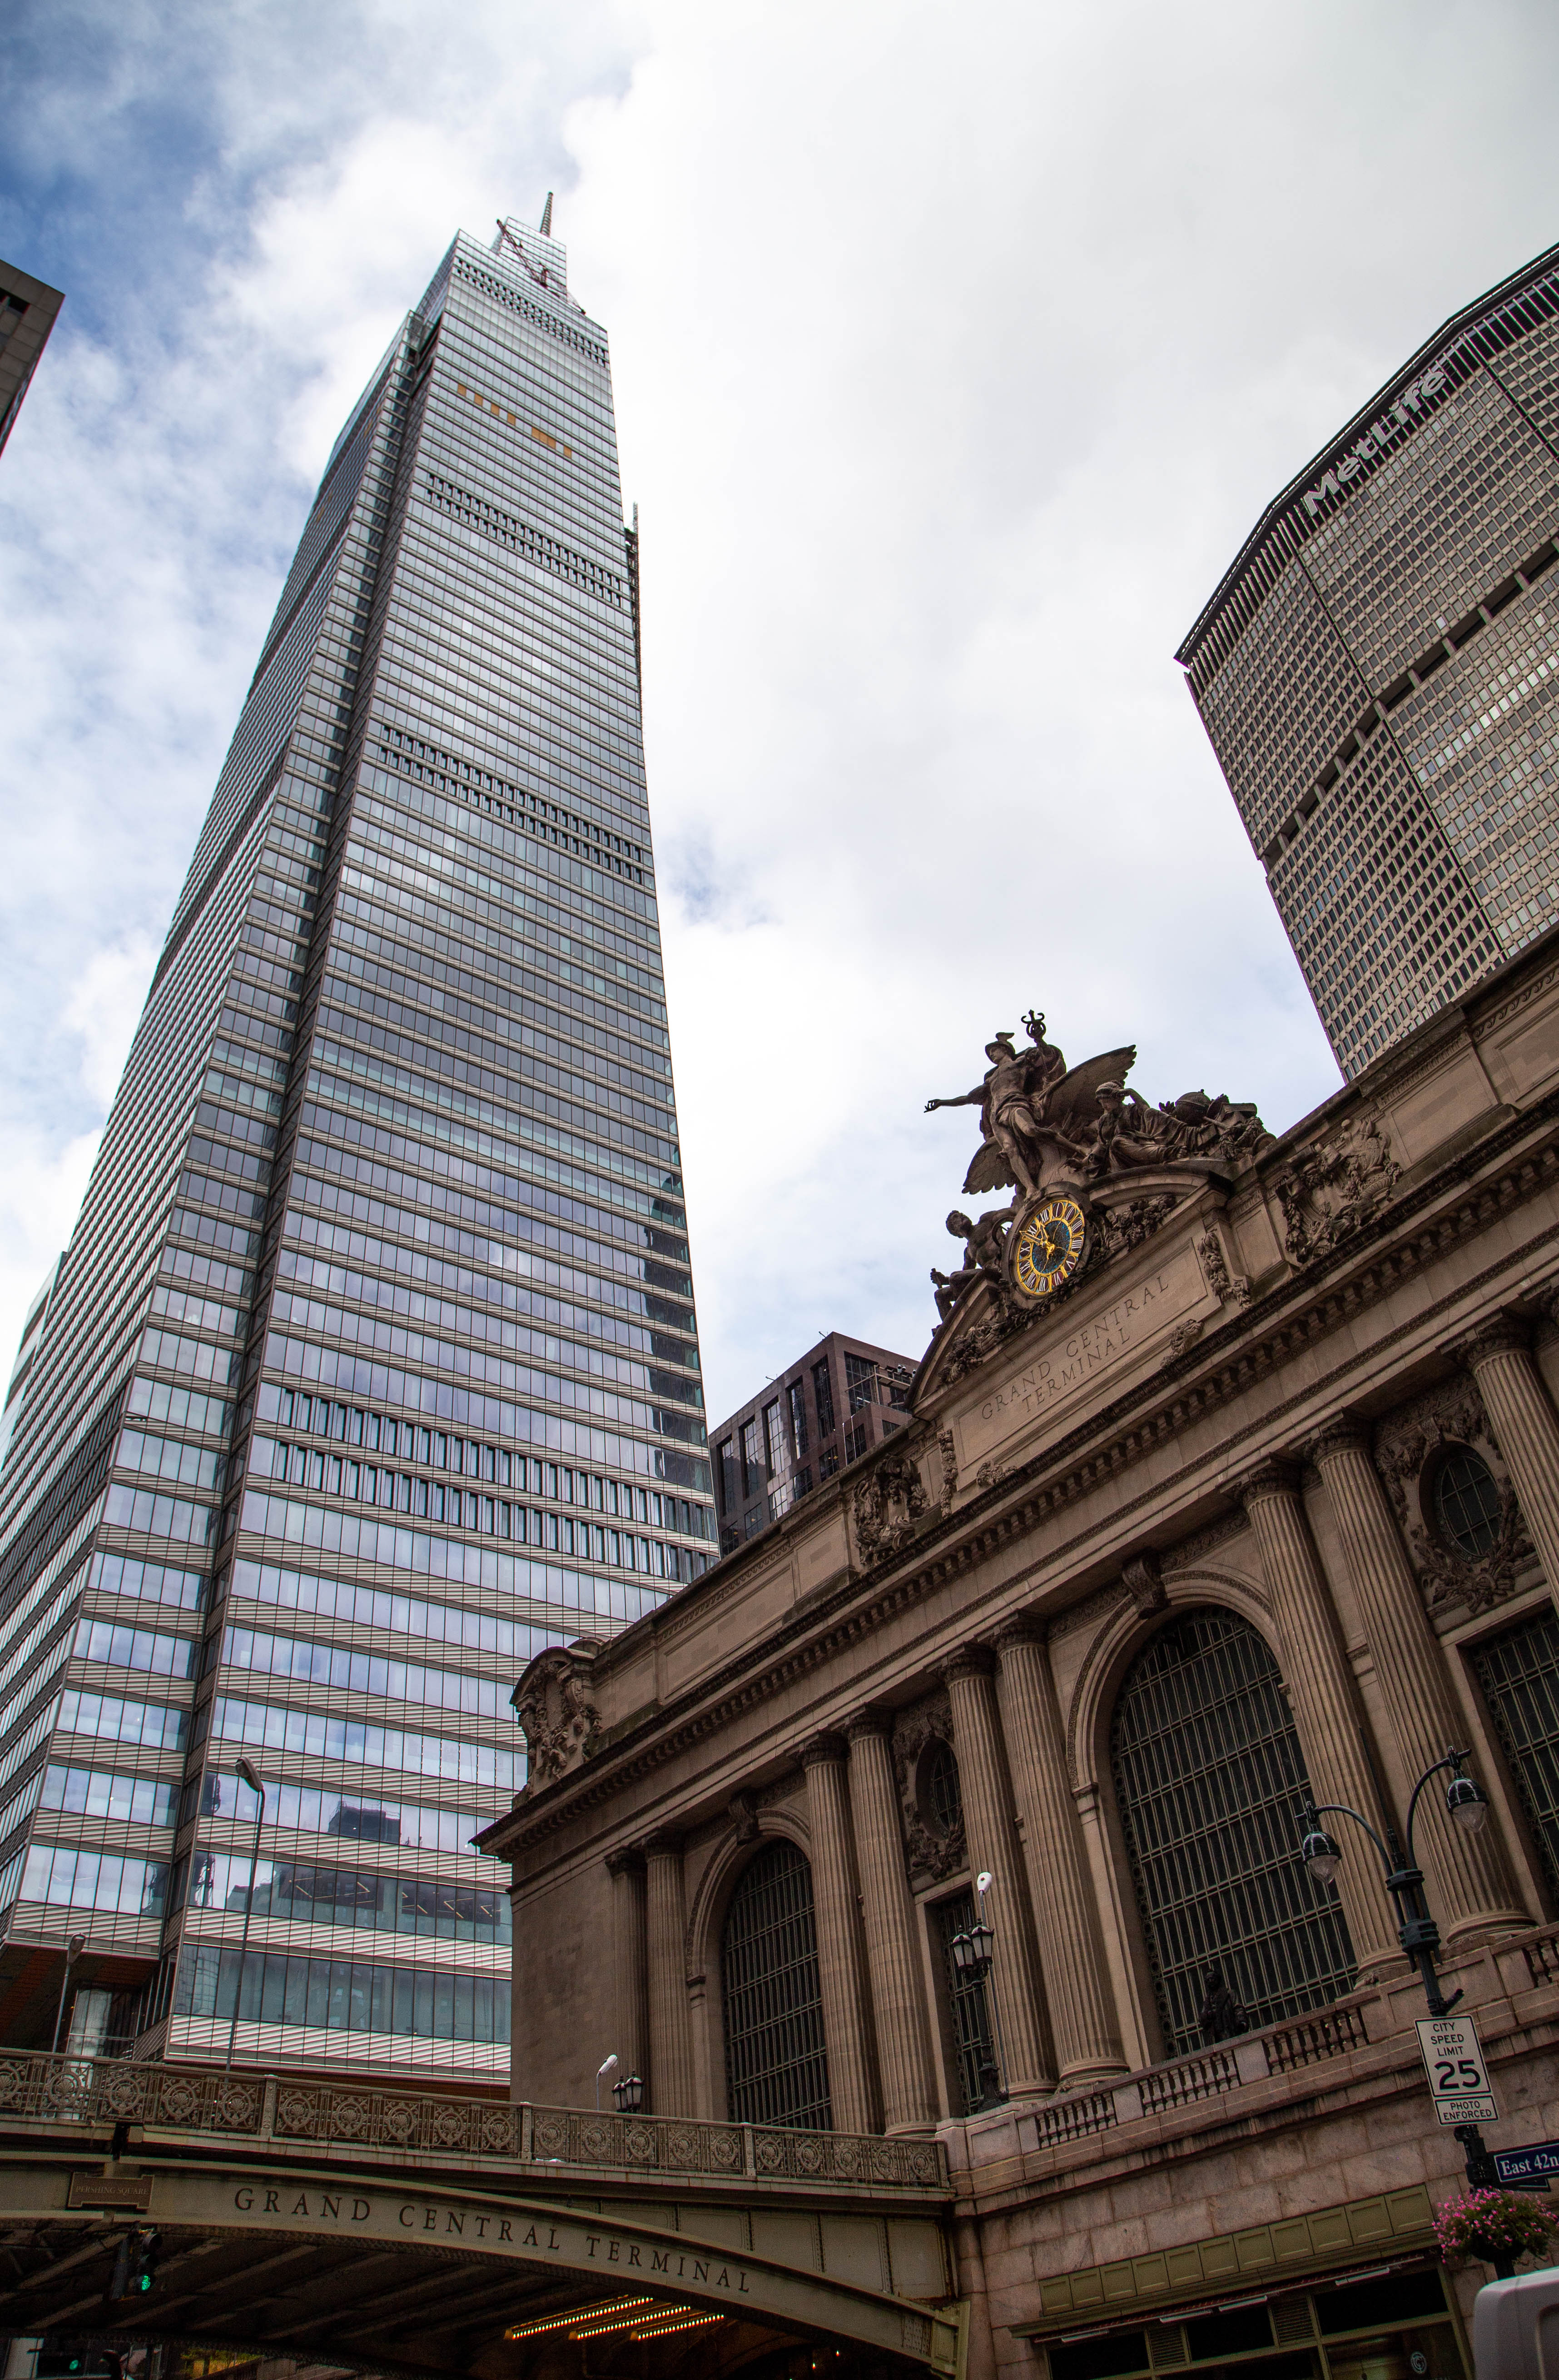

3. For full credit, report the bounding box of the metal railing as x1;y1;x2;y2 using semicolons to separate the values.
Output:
0;2052;948;2195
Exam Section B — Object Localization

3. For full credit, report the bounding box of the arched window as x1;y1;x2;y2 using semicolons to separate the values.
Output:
1109;1607;1355;2056
924;1738;963;1835
1433;1447;1502;1560
721;1842;832;2130
1473;1608;1559;1895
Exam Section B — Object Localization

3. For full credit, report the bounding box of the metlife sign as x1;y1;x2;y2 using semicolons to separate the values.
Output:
1300;363;1451;520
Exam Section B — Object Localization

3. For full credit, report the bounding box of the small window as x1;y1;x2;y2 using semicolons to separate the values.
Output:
924;1739;963;1836
1433;1445;1502;1558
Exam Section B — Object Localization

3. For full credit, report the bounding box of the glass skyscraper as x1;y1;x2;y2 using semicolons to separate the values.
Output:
0;210;715;2081
1178;237;1559;1079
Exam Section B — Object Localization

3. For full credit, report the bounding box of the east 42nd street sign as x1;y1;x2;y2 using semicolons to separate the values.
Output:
1415;2014;1498;2127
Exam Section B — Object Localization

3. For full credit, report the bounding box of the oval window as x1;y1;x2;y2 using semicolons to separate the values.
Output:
1433;1446;1502;1560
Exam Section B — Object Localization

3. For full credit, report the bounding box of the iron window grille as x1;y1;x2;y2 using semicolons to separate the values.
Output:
1109;1607;1355;2056
926;1739;963;1836
721;1842;832;2131
1433;1445;1503;1559
938;1889;995;2114
1472;1607;1559;1896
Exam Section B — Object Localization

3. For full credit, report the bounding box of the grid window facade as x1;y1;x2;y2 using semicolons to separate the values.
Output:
1472;1609;1559;1899
1109;1608;1356;2057
1180;243;1559;1078
720;1842;832;2130
0;213;714;2078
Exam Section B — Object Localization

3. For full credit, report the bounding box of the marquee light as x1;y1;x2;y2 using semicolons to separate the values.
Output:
505;2295;652;2341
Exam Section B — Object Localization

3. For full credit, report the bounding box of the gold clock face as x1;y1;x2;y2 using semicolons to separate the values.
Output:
1012;1196;1088;1301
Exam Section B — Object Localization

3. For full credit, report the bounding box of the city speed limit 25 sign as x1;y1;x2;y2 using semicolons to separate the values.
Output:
1415;2015;1499;2126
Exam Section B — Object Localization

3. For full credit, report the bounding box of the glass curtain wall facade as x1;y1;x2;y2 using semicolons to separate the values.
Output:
1177;239;1559;1079
0;211;715;2080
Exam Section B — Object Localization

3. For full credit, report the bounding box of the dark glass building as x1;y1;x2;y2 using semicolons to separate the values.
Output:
0;209;715;2080
0;258;63;459
710;1332;915;1554
1178;238;1559;1078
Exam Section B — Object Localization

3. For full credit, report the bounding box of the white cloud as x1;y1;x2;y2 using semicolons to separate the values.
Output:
1;0;1556;1424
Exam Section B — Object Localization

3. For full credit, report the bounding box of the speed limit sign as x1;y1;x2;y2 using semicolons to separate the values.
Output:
1416;2014;1499;2126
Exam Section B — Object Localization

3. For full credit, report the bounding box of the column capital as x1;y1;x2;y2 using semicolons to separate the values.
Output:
798;1730;850;1768
943;1642;998;1685
1452;1310;1534;1369
993;1614;1048;1654
1307;1417;1370;1464
604;1846;645;1879
1235;1455;1305;1509
643;1827;685;1859
1122;1549;1166;1615
845;1706;895;1744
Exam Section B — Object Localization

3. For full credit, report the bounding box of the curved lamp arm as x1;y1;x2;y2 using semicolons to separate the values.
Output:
1304;1797;1394;1878
1403;1749;1469;1873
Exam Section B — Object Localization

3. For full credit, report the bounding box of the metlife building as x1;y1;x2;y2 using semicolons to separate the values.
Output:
0;209;715;2081
1178;239;1559;1079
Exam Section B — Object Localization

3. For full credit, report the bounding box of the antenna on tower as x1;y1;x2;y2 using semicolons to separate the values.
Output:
539;192;554;237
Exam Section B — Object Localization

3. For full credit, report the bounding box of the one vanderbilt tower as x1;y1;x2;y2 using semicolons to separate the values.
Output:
0;206;715;2082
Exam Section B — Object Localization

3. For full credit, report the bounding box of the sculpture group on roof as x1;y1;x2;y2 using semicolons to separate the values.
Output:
924;1010;1274;1325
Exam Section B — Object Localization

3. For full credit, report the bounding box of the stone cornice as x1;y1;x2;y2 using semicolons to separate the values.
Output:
483;1105;1559;1864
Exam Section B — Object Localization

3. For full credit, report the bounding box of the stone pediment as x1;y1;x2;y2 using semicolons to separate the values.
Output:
915;1193;1226;1477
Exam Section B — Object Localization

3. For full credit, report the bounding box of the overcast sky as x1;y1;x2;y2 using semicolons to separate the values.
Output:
0;0;1556;1428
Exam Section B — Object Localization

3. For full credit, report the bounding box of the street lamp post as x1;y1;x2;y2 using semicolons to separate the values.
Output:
50;1933;85;2056
224;1758;268;2074
596;2053;619;2112
1297;1746;1494;2188
949;1871;1009;2112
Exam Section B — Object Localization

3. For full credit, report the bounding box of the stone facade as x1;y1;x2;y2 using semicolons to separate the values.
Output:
482;923;1559;2378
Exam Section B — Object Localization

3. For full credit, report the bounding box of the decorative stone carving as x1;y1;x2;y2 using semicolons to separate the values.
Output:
852;1444;928;1565
1165;1318;1205;1362
925;1009;1272;1204
1373;1377;1531;1617
973;1455;1014;1493
922;1009;1271;1339
1274;1109;1400;1269
727;1790;760;1845
936;1426;958;1516
514;1645;601;1791
1197;1227;1249;1307
1122;1549;1167;1615
891;1690;967;1888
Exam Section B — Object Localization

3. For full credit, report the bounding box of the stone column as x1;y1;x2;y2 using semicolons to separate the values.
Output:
845;1712;938;2134
943;1647;1055;2097
644;1830;695;2117
1457;1313;1559;1608
1310;1421;1527;1942
604;1847;648;2091
799;1733;881;2135
993;1621;1127;2084
1238;1461;1400;1975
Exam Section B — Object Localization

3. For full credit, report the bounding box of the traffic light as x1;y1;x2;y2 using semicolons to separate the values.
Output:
37;2342;124;2379
107;2229;159;2301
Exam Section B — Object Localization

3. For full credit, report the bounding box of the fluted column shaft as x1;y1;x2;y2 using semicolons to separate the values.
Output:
943;1649;1054;2096
644;1832;695;2117
605;1848;648;2088
845;1713;938;2134
1460;1317;1559;1610
1240;1464;1399;1975
800;1734;880;2134
994;1624;1126;2083
1311;1426;1526;1942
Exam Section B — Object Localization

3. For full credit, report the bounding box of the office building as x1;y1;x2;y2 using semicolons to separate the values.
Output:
1178;239;1559;1078
0;207;715;2080
710;1332;914;1553
0;259;63;459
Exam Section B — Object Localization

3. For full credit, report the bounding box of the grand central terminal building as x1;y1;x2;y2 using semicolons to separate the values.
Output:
483;931;1559;2380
